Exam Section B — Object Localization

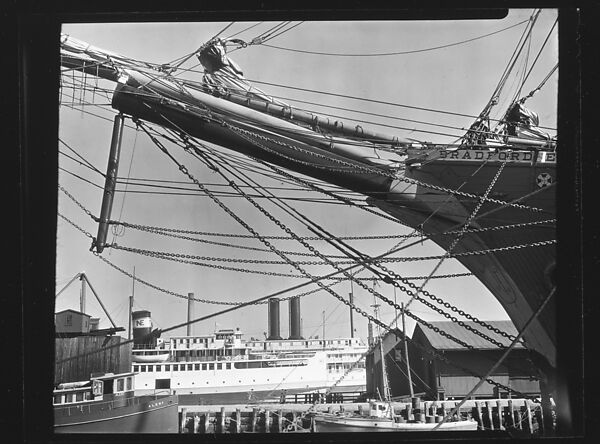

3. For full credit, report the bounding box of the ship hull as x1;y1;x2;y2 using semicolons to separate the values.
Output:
314;414;478;432
54;394;179;433
371;148;556;367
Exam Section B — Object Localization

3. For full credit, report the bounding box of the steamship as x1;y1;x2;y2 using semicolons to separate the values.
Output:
131;298;368;404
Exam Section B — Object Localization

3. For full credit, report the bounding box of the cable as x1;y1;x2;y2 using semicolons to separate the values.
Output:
224;21;265;39
259;19;529;57
259;21;304;43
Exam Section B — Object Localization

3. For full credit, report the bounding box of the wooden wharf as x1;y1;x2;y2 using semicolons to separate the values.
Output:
178;398;545;434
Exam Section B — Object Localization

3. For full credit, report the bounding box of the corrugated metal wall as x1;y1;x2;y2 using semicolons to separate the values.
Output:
54;336;132;385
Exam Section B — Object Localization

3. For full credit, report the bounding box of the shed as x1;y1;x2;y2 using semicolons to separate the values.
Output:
367;321;541;401
55;309;91;334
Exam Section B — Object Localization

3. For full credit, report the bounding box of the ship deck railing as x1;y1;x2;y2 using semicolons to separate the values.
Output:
55;391;172;416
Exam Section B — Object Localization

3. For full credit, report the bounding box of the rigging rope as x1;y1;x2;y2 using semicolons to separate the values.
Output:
258;19;530;57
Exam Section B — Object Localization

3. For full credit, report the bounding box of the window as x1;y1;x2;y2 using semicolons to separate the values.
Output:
85;392;92;400
65;314;72;326
173;365;178;371
156;378;170;389
226;363;231;370
133;365;139;372
187;364;192;371
75;391;84;402
209;363;214;370
53;394;62;404
126;377;132;390
194;364;200;370
156;365;162;372
141;366;146;372
164;365;170;371
66;393;74;403
217;363;222;370
202;364;207;371
117;378;124;392
147;365;153;372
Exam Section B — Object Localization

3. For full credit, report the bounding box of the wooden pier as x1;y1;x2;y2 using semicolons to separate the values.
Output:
178;398;546;434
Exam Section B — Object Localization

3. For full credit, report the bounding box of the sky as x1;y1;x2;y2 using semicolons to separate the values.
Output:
56;10;558;344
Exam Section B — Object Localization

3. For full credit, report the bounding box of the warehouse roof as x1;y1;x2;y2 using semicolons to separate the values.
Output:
414;320;525;350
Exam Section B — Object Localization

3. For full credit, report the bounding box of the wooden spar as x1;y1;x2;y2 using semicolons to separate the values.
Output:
95;113;124;253
120;70;404;166
111;84;394;196
190;84;410;146
60;36;409;160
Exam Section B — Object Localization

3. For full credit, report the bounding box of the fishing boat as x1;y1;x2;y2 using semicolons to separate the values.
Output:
313;399;477;432
53;371;179;433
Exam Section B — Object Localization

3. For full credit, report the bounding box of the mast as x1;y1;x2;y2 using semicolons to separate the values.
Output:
79;273;86;314
348;291;355;338
128;267;135;341
402;303;414;398
378;327;393;418
187;292;194;336
322;310;325;346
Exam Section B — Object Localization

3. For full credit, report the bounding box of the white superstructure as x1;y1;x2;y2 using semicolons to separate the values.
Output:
132;328;367;402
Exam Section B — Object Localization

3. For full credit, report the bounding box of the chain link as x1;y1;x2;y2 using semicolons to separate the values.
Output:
110;240;555;267
114;217;556;241
57;211;94;241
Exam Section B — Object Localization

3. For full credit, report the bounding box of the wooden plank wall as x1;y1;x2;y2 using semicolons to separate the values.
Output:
54;336;132;384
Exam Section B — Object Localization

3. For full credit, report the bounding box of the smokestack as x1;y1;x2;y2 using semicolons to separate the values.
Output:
368;321;374;347
132;310;153;347
267;298;282;340
289;296;302;339
187;292;194;336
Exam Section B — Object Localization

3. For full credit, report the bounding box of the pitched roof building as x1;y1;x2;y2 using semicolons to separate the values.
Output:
366;320;541;401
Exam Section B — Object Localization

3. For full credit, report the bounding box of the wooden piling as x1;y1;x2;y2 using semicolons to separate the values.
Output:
496;400;504;430
251;408;258;433
513;402;521;430
485;401;494;431
179;408;187;434
525;400;533;433
193;414;201;433
507;399;514;429
265;409;271;433
278;409;284;433
203;412;210;433
219;407;225;434
234;409;241;433
535;403;544;435
475;401;483;429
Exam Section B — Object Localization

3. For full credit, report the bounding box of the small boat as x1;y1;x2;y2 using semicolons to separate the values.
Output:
314;399;478;432
53;371;179;433
132;350;170;363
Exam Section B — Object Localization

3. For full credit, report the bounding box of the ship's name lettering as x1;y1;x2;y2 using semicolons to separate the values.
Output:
438;150;555;163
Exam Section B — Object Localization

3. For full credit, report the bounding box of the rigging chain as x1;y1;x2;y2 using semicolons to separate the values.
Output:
211;117;552;345
56;211;530;400
137;120;526;355
160;117;552;349
110;239;554;267
113;217;555;241
222;120;547;214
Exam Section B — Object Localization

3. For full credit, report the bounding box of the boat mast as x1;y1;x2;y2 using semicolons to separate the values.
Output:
402;303;414;398
128;267;135;341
